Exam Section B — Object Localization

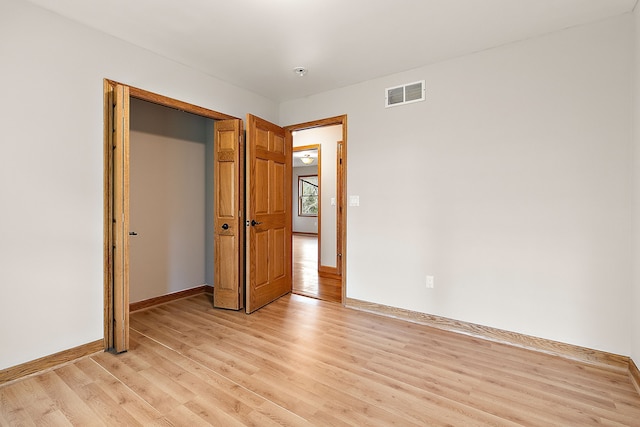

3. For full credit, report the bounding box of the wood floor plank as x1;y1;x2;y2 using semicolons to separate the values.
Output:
0;381;39;426
127;329;312;425
2;293;639;426
293;234;342;303
165;404;211;426
76;358;164;424
182;397;251;427
35;371;110;426
91;352;182;415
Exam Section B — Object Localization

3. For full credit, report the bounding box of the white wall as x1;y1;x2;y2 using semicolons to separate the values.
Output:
293;126;342;268
293;165;319;234
0;0;277;370
281;15;634;355
130;99;212;303
632;6;640;366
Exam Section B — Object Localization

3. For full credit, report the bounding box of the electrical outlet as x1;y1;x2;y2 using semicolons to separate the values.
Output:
426;275;434;289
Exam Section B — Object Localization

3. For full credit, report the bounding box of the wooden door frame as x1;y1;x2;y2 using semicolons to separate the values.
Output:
285;115;347;304
103;79;238;352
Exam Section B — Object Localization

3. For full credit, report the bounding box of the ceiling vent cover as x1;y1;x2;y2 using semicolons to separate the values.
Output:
385;80;425;108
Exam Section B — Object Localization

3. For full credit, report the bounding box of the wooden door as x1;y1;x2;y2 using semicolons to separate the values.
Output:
213;119;244;310
112;83;130;353
245;114;292;313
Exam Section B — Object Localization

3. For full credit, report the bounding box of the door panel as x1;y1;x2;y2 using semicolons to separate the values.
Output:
213;119;244;310
217;235;236;288
272;133;285;154
256;128;269;150
217;162;235;216
272;162;286;213
246;114;292;313
255;230;269;287
255;158;269;214
272;227;286;279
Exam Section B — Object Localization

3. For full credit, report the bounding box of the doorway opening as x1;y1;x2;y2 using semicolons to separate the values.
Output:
287;117;347;303
104;80;241;352
128;98;214;309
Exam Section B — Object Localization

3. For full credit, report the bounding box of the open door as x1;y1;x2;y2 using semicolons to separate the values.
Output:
111;83;130;353
213;119;244;310
245;114;292;313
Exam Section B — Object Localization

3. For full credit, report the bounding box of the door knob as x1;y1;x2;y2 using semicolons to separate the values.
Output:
129;231;138;236
221;223;229;230
251;220;262;226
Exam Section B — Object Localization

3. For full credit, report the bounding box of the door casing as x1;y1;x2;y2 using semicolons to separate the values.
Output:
103;79;238;352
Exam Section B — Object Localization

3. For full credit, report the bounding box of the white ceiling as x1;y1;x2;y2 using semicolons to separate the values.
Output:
26;0;637;102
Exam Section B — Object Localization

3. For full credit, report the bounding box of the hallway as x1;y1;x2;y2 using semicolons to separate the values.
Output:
292;234;341;303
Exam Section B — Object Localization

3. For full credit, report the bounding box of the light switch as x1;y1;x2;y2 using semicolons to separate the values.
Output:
331;197;336;206
349;195;360;207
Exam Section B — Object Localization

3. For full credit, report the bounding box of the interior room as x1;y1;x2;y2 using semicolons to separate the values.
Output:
1;0;640;424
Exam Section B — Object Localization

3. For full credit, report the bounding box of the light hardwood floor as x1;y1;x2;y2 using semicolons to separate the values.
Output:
292;234;341;303
1;293;639;426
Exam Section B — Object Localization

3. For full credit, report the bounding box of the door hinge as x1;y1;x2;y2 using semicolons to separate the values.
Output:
112;103;117;133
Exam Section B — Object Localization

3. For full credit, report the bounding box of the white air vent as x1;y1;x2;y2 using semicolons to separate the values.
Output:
385;80;425;108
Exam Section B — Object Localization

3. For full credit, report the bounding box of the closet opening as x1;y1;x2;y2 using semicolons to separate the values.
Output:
128;98;215;311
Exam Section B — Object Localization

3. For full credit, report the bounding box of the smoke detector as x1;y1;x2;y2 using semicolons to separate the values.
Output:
293;67;308;77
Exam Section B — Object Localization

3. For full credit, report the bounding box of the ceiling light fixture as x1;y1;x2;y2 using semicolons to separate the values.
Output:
301;154;314;165
293;66;308;77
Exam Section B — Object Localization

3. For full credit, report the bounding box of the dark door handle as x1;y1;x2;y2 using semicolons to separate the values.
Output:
129;231;138;236
221;223;229;230
251;220;262;226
